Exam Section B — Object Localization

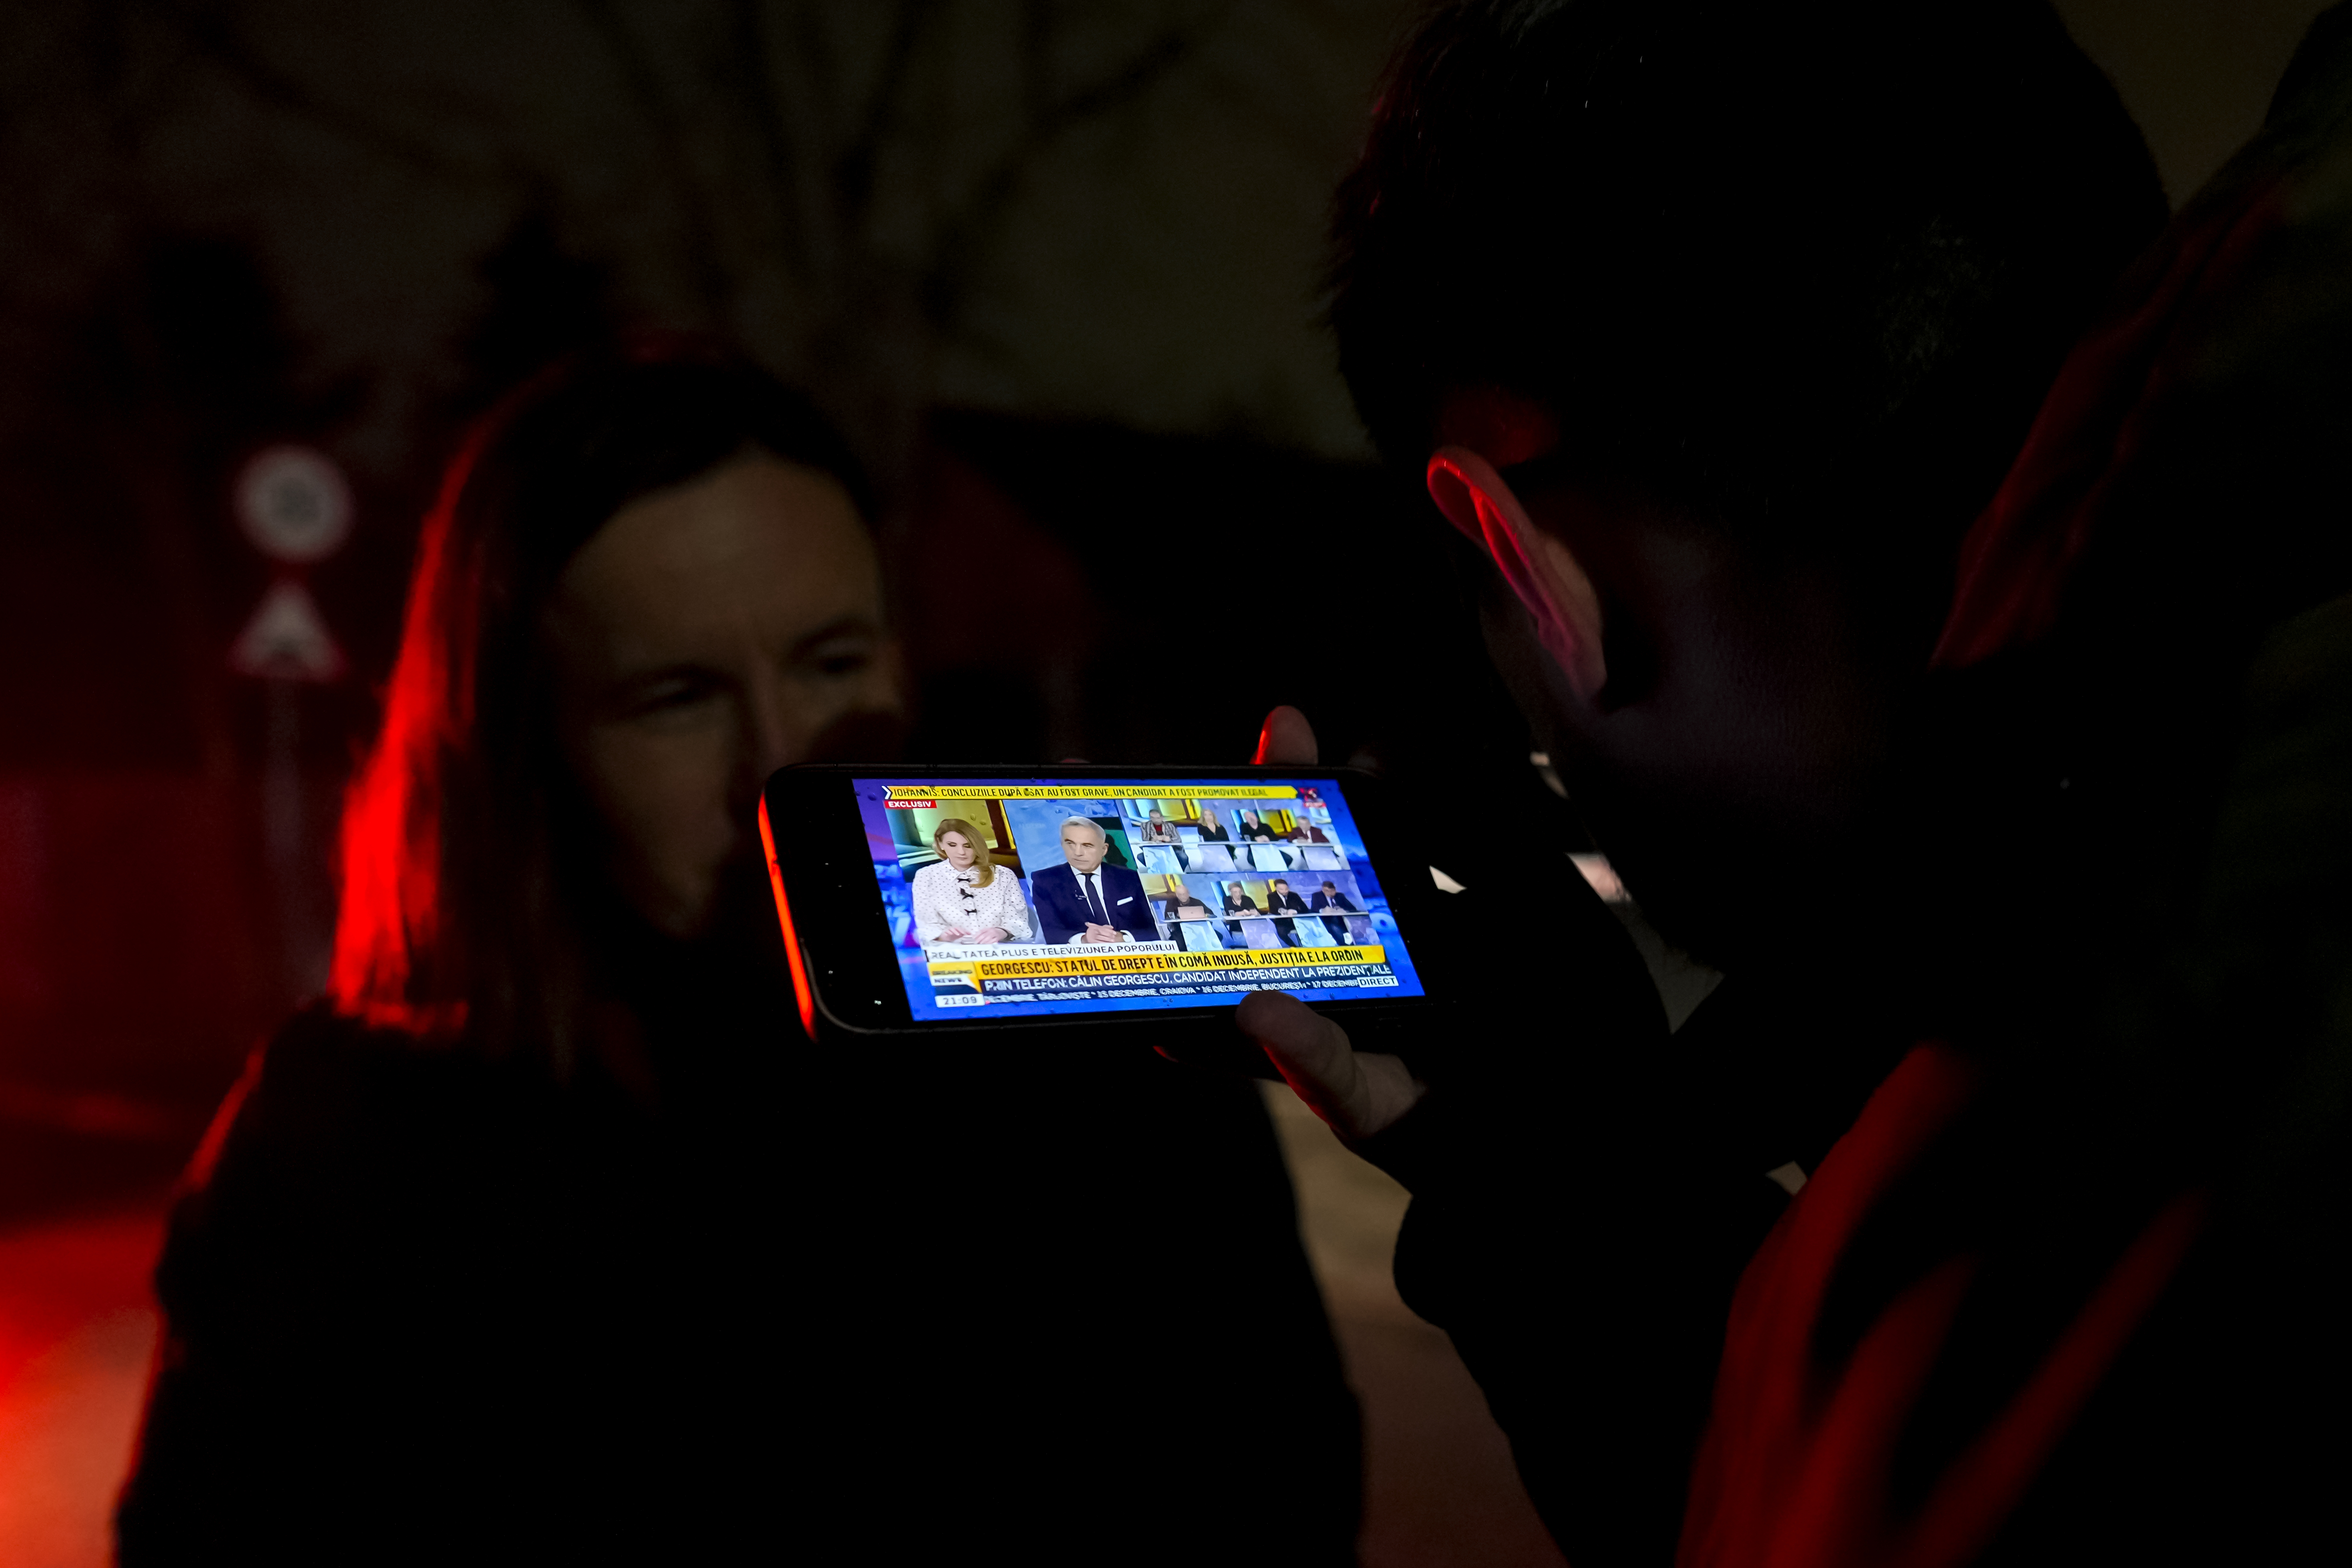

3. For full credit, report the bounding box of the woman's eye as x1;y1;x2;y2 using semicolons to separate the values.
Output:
805;639;877;679
624;675;722;718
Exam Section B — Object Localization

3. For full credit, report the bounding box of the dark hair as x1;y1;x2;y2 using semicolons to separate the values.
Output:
1328;0;2166;552
330;342;873;1062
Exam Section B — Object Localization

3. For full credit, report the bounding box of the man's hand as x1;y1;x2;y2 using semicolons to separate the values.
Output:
1235;990;1426;1143
1223;704;1428;1142
1083;922;1120;943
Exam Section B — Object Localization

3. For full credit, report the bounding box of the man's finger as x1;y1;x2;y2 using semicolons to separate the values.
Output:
1237;989;1352;1089
1254;707;1319;766
1235;990;1423;1141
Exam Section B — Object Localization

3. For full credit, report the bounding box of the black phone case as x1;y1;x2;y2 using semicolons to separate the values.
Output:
760;762;1462;1047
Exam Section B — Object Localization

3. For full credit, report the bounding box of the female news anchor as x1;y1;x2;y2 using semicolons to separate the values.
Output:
910;819;1031;944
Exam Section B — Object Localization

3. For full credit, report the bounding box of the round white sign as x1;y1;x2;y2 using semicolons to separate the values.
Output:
235;445;353;564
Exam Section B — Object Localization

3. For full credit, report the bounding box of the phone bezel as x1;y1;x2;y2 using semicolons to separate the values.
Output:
761;762;1460;1040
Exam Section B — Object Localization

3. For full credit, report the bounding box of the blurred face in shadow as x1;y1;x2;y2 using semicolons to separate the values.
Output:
1453;467;1911;970
544;451;904;940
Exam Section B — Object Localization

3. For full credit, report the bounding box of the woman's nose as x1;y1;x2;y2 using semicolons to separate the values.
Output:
730;682;798;813
743;673;798;779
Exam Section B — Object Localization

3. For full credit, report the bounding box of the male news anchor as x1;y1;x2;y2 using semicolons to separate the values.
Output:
1030;816;1161;944
1309;881;1360;946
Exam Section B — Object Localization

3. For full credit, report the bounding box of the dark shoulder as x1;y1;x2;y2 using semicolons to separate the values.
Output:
148;1005;548;1349
169;1006;533;1261
195;1006;503;1180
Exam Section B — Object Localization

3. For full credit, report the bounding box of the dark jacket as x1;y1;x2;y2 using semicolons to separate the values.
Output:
1029;861;1160;945
117;936;1359;1564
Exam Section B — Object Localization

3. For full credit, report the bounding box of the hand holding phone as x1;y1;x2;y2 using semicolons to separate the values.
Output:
758;725;1456;1041
1236;989;1426;1142
1234;705;1428;1141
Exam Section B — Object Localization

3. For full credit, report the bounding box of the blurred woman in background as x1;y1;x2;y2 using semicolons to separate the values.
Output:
116;345;1358;1565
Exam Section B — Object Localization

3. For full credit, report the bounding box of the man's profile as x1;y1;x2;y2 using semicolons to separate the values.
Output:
1231;1;2352;1565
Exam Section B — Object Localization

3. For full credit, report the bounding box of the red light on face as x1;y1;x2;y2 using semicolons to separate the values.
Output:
757;795;817;1042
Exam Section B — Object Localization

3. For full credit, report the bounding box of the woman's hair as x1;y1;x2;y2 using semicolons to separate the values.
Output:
329;340;874;1064
931;818;996;889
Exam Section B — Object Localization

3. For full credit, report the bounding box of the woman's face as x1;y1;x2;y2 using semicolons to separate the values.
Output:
544;453;904;939
939;831;977;869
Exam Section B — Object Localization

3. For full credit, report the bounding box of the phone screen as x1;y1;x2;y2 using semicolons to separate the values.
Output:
843;775;1428;1022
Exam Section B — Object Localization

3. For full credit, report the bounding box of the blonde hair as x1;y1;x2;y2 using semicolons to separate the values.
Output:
933;818;996;888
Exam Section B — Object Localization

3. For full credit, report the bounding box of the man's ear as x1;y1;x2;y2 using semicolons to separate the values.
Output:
1425;446;1607;702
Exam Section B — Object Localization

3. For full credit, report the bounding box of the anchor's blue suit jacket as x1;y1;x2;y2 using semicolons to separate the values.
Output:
1029;861;1160;945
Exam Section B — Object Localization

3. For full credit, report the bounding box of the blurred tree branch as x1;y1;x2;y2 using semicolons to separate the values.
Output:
137;0;487;183
569;0;737;323
918;2;1234;330
2;0;1373;486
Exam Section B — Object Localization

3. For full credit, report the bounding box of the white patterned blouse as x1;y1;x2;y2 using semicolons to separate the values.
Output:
909;859;1034;946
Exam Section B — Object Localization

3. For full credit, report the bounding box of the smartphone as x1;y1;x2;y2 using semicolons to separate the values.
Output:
759;763;1457;1042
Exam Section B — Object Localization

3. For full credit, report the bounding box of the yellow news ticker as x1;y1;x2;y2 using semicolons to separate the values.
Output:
928;946;1387;983
884;785;1299;800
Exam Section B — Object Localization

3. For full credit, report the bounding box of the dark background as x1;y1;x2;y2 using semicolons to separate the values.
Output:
0;4;2335;1562
0;1;1533;1149
3;0;2330;1152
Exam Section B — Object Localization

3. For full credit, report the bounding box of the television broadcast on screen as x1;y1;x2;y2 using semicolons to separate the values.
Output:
835;775;1428;1022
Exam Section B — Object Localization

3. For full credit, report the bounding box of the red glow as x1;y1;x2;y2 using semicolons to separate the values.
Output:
0;1208;165;1561
757;795;816;1042
326;417;498;1032
1933;187;2284;670
1676;1047;2207;1568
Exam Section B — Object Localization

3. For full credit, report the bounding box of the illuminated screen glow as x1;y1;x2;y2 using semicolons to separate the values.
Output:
846;776;1426;1020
